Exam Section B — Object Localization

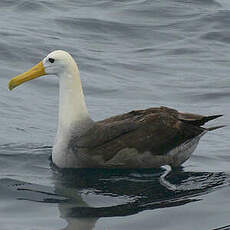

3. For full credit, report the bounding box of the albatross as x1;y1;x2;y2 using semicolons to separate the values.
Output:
8;50;224;168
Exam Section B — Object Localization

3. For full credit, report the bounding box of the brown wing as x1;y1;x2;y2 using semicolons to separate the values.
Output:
76;106;207;162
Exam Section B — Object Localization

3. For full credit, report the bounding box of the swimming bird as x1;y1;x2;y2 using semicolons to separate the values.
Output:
8;50;224;168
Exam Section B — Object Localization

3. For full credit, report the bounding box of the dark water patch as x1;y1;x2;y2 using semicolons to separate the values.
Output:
55;17;182;47
0;0;19;7
202;10;230;30
201;31;230;44
177;0;222;7
55;17;146;37
86;86;119;97
133;46;160;54
13;1;50;13
164;47;204;56
0;30;24;39
188;92;230;102
123;5;202;20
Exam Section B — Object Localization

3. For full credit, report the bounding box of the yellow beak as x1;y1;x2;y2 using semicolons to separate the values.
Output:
8;61;46;90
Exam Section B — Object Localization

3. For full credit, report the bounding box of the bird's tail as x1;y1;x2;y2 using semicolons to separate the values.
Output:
179;114;223;126
206;125;226;131
203;114;223;123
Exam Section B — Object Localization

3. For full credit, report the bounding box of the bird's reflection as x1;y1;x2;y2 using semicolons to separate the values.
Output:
50;166;228;229
5;166;228;230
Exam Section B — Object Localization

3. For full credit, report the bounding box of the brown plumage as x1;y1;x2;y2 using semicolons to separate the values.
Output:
72;106;223;168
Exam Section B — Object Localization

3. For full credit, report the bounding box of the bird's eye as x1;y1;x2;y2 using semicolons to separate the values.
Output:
48;58;55;63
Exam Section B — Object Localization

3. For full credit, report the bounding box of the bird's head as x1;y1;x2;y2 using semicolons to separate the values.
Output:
8;50;77;90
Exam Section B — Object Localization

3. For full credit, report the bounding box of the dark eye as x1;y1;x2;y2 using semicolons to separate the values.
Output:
48;58;55;63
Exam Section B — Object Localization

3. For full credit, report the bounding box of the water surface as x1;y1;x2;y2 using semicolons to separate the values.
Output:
0;0;230;229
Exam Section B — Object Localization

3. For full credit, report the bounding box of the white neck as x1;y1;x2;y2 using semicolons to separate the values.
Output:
57;63;91;135
51;52;93;168
54;60;92;154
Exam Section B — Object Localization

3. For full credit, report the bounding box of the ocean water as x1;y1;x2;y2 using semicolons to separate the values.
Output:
0;0;230;229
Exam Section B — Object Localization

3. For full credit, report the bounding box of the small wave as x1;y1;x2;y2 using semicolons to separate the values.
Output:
0;178;67;203
13;1;49;13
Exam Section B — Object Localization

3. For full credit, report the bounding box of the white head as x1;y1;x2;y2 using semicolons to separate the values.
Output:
43;50;79;77
9;50;79;90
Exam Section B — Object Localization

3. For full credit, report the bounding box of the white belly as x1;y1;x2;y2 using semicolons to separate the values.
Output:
167;131;206;167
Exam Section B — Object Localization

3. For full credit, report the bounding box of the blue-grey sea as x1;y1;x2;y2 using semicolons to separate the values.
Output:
0;0;230;229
